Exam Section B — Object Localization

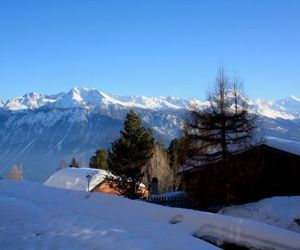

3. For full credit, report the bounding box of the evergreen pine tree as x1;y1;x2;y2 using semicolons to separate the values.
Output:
107;109;155;199
90;149;108;170
69;157;79;168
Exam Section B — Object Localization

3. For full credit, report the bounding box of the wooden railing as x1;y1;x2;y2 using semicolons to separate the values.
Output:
147;195;194;209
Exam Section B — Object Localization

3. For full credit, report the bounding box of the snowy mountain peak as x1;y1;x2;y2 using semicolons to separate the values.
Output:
72;86;89;93
52;87;124;109
67;87;85;102
3;92;57;111
53;89;85;108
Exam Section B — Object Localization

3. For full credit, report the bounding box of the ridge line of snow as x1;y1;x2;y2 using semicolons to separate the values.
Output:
1;87;300;120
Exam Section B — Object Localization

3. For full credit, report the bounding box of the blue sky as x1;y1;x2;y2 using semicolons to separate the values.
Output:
0;0;299;100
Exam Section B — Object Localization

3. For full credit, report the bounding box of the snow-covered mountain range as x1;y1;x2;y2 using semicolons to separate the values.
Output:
1;86;300;181
1;87;204;111
2;87;300;119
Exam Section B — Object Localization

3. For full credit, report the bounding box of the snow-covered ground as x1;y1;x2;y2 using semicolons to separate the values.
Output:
219;196;300;233
1;181;300;250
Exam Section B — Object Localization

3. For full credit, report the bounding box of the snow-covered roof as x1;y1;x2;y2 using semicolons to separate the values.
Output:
44;167;109;191
263;136;300;156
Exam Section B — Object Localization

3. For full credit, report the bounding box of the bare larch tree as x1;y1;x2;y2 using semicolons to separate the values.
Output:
185;67;255;164
184;67;256;203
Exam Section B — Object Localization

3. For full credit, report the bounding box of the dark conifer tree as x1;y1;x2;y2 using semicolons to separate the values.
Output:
69;157;79;168
90;149;108;170
107;110;155;199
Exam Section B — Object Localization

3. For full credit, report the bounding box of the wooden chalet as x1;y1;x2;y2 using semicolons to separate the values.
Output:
45;167;149;198
179;137;300;210
91;180;149;198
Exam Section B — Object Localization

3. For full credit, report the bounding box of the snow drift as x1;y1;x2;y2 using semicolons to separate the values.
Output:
0;180;300;249
219;196;300;233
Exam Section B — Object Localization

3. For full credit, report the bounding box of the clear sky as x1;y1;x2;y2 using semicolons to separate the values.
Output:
0;0;299;100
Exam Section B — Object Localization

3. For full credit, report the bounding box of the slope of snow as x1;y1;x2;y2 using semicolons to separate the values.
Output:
263;136;300;156
44;167;109;191
249;99;296;120
276;96;300;118
52;87;91;108
1;180;300;250
291;95;300;102
112;94;186;110
218;196;300;233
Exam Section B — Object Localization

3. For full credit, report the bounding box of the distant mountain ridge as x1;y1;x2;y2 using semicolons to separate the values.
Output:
2;87;300;119
1;86;300;182
1;87;204;111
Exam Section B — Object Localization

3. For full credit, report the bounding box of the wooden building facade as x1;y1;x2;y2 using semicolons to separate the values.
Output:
180;144;300;210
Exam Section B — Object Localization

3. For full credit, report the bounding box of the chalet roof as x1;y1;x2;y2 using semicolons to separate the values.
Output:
179;136;300;174
44;167;110;191
263;136;300;157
